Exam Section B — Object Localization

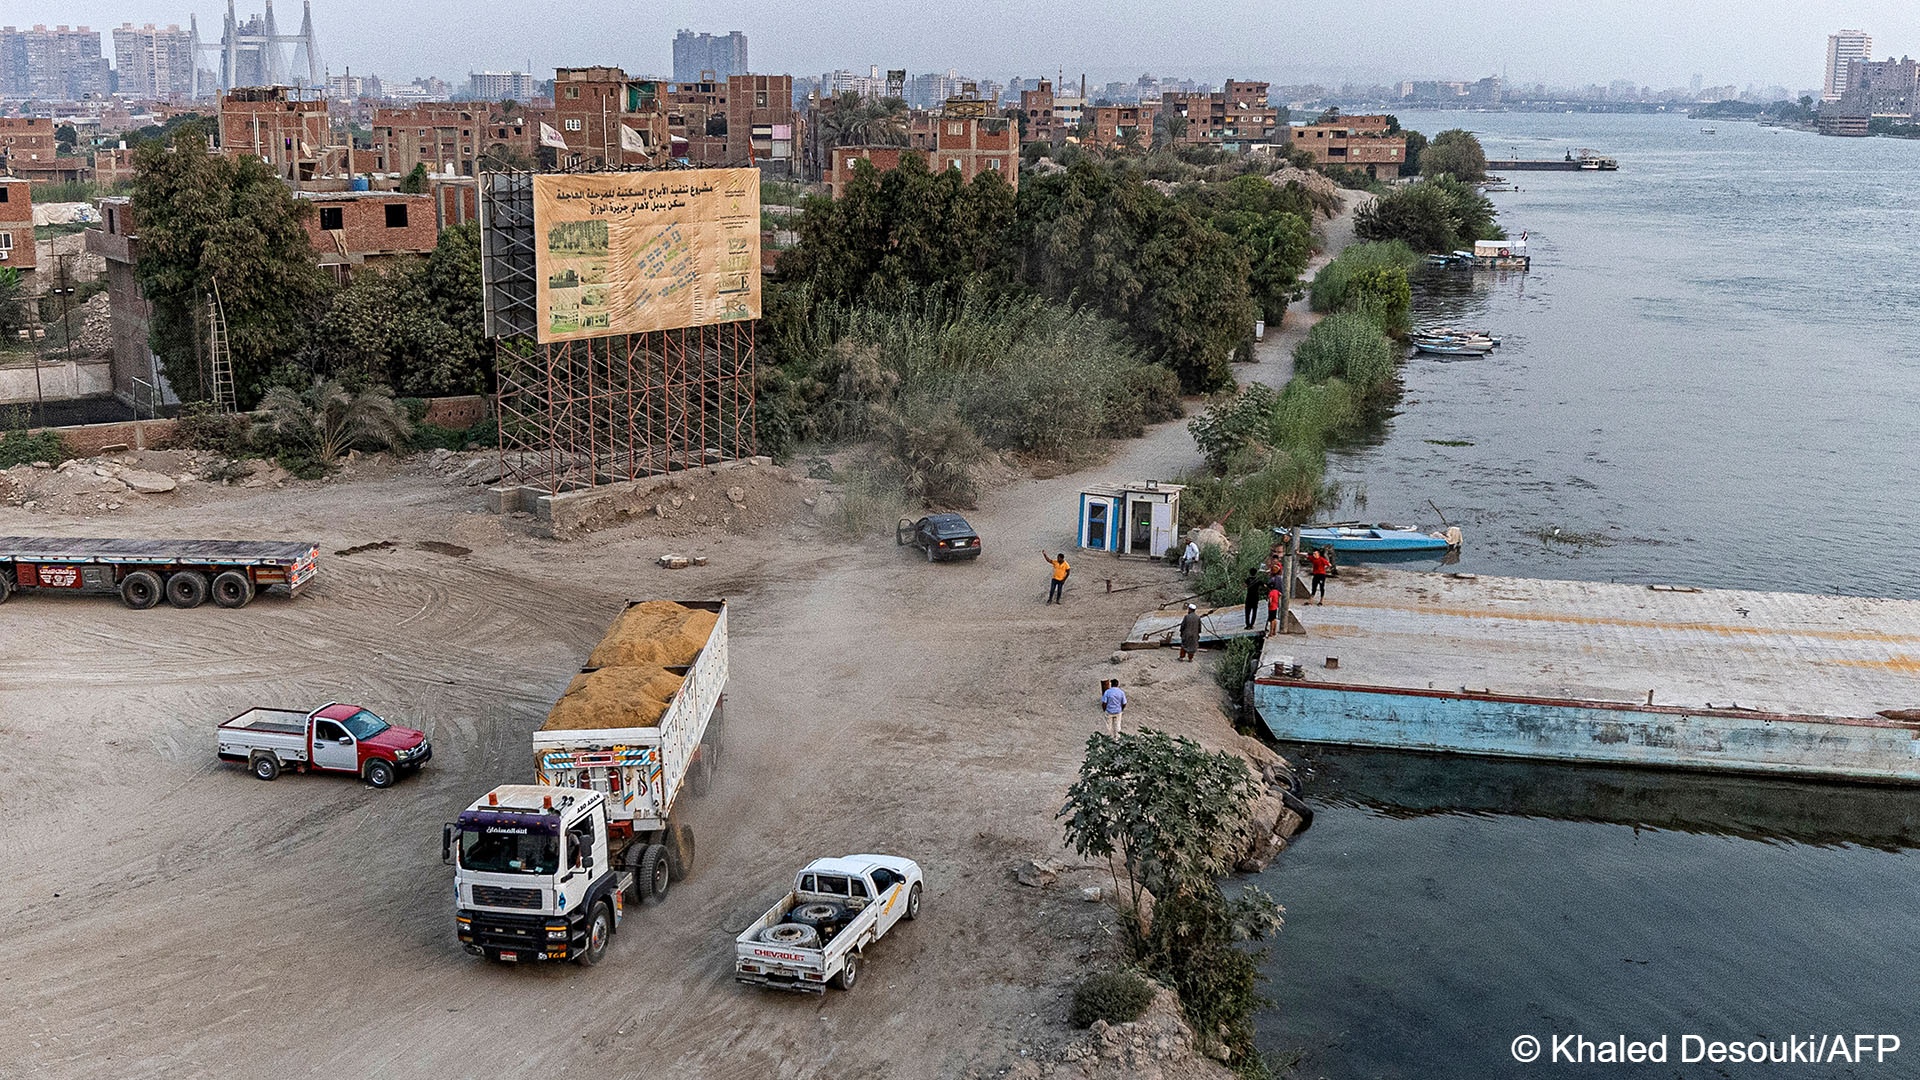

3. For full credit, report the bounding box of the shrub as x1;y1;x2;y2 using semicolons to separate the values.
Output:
1215;635;1262;701
1291;313;1398;400
167;403;253;457
253;377;413;468
1070;970;1155;1028
1307;241;1420;314
1180;449;1332;532
1188;384;1282;472
0;428;66;468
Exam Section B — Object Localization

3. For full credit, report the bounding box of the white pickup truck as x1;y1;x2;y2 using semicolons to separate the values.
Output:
217;703;432;788
734;855;923;993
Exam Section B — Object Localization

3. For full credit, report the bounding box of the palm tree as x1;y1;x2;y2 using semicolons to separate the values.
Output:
255;377;413;465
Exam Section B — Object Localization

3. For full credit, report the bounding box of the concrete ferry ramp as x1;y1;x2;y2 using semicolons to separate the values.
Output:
1253;570;1920;783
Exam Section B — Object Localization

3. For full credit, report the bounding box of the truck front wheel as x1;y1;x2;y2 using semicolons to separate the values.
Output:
120;570;162;610
834;954;860;990
638;843;671;903
365;760;396;788
576;901;612;966
905;883;922;921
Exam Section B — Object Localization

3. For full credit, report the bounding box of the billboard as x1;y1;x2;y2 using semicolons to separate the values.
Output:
532;168;761;342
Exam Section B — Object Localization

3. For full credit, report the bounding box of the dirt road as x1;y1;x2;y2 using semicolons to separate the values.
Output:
2;191;1362;1080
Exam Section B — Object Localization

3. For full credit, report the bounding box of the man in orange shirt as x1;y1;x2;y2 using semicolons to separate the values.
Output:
1043;551;1071;604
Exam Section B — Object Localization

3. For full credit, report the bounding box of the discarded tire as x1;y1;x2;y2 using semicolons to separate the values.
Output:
760;922;819;947
791;902;845;927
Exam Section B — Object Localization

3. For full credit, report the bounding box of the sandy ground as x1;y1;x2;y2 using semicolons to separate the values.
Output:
0;457;1256;1080
0;195;1362;1080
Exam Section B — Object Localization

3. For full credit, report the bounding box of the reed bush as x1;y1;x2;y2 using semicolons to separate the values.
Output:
1307;241;1420;314
1291;314;1398;400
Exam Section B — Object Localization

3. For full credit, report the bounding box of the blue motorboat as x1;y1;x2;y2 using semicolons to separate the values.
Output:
1278;523;1464;553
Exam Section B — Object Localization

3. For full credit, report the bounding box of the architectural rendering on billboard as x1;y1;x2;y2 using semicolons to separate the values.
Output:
532;168;761;342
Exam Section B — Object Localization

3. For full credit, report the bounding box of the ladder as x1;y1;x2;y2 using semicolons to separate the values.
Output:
207;282;235;414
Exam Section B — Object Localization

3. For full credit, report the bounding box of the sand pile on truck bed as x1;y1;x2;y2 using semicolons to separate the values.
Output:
586;601;717;668
542;601;714;731
541;667;687;730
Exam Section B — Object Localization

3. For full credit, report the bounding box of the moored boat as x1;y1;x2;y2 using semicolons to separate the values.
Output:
1279;523;1464;553
1412;338;1495;356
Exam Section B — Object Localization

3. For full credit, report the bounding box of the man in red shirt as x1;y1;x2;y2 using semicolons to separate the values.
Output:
1307;549;1332;605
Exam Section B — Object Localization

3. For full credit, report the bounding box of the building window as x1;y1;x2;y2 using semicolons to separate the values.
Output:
565;118;582;132
0;186;7;202
385;204;409;228
756;91;768;107
319;206;344;230
565;86;580;99
947;122;962;136
988;158;1002;170
0;232;13;251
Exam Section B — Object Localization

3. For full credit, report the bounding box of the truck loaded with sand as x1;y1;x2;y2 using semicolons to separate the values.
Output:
448;600;726;964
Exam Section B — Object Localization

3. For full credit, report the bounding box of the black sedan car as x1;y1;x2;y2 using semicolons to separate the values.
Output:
897;514;982;562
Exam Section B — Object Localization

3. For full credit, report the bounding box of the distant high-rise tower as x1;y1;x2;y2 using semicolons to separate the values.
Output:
114;23;196;99
1824;29;1872;101
671;29;746;83
0;25;112;101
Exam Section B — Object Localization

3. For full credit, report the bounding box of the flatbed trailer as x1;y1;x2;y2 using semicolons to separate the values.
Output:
0;537;318;609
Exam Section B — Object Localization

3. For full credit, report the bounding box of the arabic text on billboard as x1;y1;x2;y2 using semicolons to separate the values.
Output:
533;168;761;342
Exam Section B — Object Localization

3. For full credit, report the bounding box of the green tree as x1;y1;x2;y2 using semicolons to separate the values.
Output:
1401;128;1428;174
314;223;489;395
132;127;333;406
0;267;25;342
397;163;430;193
1421;127;1489;181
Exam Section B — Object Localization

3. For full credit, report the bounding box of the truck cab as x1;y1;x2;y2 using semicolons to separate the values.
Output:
446;785;629;965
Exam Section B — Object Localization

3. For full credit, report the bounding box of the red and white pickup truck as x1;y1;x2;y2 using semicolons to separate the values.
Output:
217;703;432;788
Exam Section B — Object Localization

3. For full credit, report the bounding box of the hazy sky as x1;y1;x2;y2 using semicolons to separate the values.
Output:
12;0;1920;92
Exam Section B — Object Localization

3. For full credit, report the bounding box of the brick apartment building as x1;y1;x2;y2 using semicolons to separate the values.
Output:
829;106;1016;197
553;66;671;167
1019;79;1057;143
0;116;58;175
1159;80;1280;149
1085;104;1152;149
297;189;456;282
86;196;149;399
370;104;546;176
1291;114;1407;177
220;86;331;181
0;177;36;274
663;73;798;169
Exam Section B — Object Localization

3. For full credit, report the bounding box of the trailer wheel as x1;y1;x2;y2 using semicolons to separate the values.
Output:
251;754;280;781
0;570;13;604
210;571;254;609
365;759;396;788
666;822;695;880
120;570;163;610
759;922;819;947
834;953;860;991
165;570;209;609
904;883;922;921
638;843;671;903
792;901;845;928
576;901;612;966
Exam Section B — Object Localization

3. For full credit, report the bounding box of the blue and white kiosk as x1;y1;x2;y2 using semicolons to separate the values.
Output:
1076;482;1184;558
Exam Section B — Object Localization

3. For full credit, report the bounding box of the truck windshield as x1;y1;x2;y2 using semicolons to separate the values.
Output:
341;710;390;740
459;829;559;874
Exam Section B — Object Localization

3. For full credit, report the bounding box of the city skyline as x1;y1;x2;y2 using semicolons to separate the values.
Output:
3;1;1918;96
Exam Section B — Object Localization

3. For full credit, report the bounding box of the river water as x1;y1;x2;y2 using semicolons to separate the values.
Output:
1255;112;1920;1078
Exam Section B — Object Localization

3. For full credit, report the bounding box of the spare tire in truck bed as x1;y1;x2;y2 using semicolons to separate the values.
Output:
759;922;820;947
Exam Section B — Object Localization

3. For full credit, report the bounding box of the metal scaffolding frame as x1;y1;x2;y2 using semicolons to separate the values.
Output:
481;170;757;495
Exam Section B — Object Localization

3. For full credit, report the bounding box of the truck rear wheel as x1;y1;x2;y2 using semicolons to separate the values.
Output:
251;754;280;781
638;843;671;903
165;571;209;609
666;822;695;880
120;570;162;610
210;571;254;608
0;570;13;604
576;901;612;966
834;953;860;990
365;760;396;788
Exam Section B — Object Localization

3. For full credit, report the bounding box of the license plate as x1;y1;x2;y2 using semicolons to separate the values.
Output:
499;951;519;962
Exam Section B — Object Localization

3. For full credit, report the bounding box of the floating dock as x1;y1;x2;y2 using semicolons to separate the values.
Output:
1251;571;1920;785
